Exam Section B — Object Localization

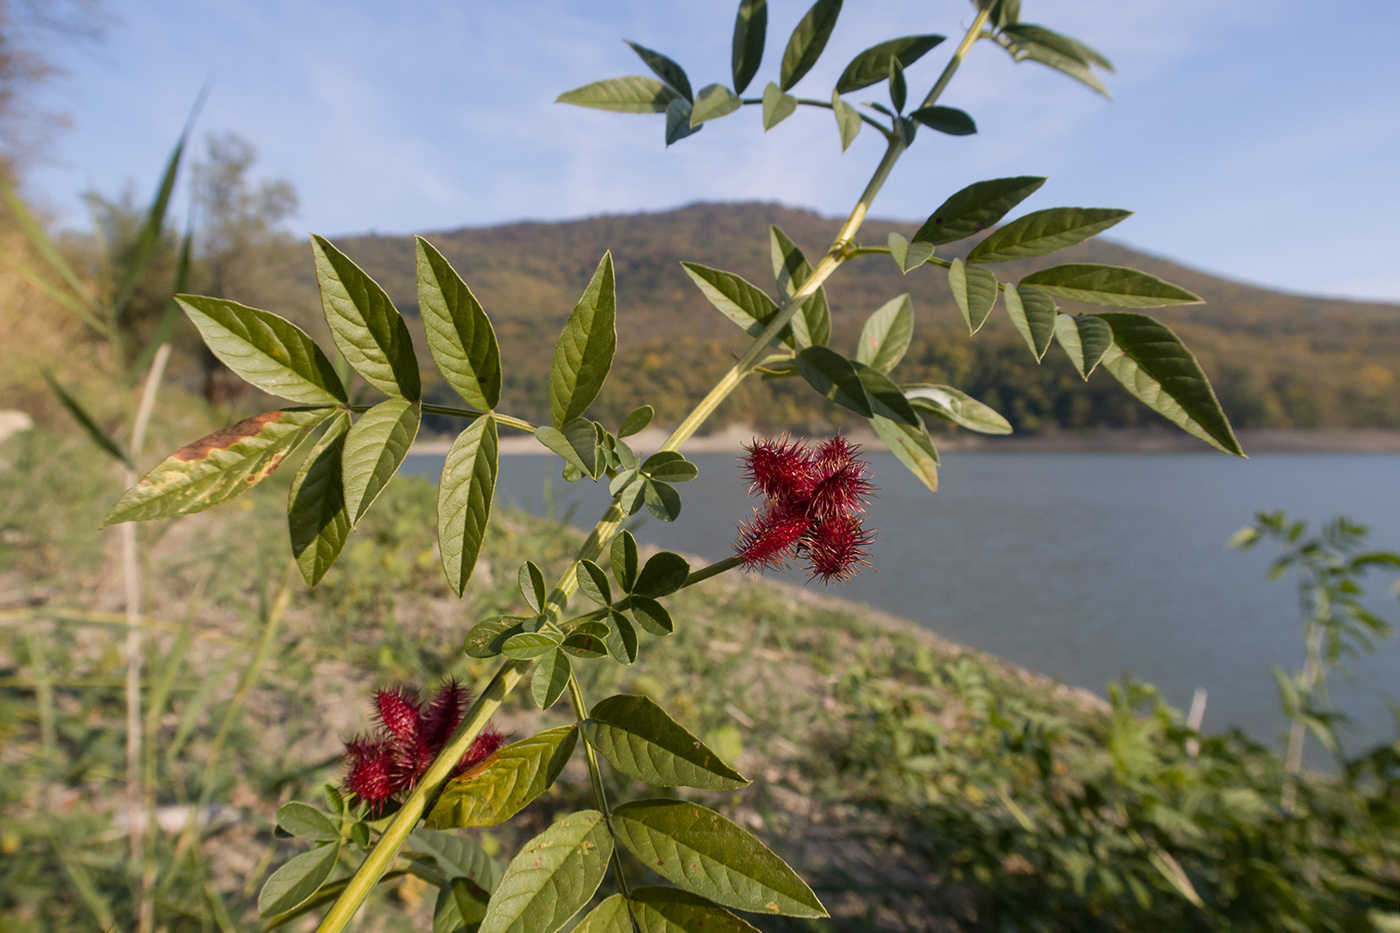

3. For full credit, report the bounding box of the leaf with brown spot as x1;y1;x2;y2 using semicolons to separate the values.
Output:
103;409;333;525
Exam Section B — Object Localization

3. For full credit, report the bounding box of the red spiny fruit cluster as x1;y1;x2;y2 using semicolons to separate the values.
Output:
343;682;505;807
734;434;876;582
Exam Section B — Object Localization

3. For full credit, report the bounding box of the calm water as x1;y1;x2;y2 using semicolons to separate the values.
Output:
404;450;1400;749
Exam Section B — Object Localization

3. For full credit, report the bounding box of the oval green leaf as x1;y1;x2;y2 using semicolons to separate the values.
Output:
416;237;502;410
342;397;420;525
835;34;944;93
551;253;617;427
852;362;920;427
1095;312;1244;456
611;800;826;918
780;0;843;91
626;40;693;102
426;725;579;829
536;418;603;479
1019;263;1203;308
619;405;654;437
312;235;420;400
276;802;339;842
761;82;796;130
176;295;346;406
562;633;609;659
576;558;612;606
886;233;935;274
948;258;998;334
288;412;351;585
434;877;491;933
519;560;546;613
769;225;830;347
642;451;699;483
629;596;675;637
643;479;683;522
104;408;331;526
1054;312;1113;378
258;843;340;918
605;610;640;663
690;83;741;127
479;810;612;933
731;0;767;95
584;694;748;790
912;176;1046;247
909;105;976;136
556;76;678;113
611;530;640;592
573;895;632;933
630;887;762;933
831;91;860;151
855;294;913;373
869;413;939;493
633;551;691;598
681;262;790;349
966;207;1131;264
409;828;502;893
502;631;562;661
665;98;702;146
1003;284;1057;360
904;384;1013;435
531;649;572;710
464;615;529;659
796;346;872;417
438;416;498;597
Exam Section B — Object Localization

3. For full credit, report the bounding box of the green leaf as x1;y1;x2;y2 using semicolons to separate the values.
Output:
905;384;1012;435
1006;31;1111;98
831;91;861;151
612;530;641;592
620;405;654;437
572;895;632;933
312;234;420;400
780;0;842;91
611;800;826;918
761;82;797;130
967;208;1131;264
947;258;998;334
426;726;578;829
502;632;562;661
562;633;609;659
626;41;693;101
1054;312;1113;378
176;295;347;406
852;362;920;427
681;262;791;349
464;616;528;659
42;372;131;467
835;34;944;93
434;877;491;933
909;106;976;136
1095;312;1244;456
642;451;699;483
276;802;339;842
634;551;691;597
888;56;907;113
730;0;768;95
886;233;934;274
643;479;683;522
665;98;702;146
629;596;675;637
556;77;679;113
550;253;617;426
531;649;572;710
1018;263;1203;308
480;811;612;933
604;611;639;663
691;84;742;127
536;418;603;479
258;843;340;918
289;412;351;585
630;887;762;933
104;409;330;525
912;176;1046;247
576;559;613;606
769;225;830;347
416;237;502;410
855;294;914;373
584;695;748;790
1003;24;1114;71
438;417;498;597
519;561;547;613
1003;284;1057;360
869;414;939;493
796;346;872;417
342;398;421;525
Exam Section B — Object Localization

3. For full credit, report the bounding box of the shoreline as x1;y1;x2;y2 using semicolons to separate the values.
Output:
409;426;1400;457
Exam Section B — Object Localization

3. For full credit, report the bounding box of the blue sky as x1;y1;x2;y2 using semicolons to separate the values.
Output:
24;0;1400;302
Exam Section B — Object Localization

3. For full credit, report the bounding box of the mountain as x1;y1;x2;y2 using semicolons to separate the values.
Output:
274;202;1399;438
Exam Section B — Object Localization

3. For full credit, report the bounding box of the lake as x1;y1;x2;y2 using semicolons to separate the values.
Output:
404;449;1400;752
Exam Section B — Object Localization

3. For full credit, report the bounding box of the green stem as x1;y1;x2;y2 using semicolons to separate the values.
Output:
920;7;991;111
566;675;632;898
682;555;745;589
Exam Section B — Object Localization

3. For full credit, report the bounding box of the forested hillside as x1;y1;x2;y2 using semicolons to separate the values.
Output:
275;202;1396;438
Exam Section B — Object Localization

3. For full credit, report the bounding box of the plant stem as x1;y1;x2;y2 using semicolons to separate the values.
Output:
920;7;991;111
566;675;632;898
349;402;536;435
